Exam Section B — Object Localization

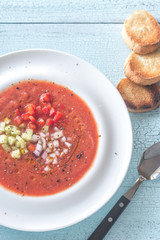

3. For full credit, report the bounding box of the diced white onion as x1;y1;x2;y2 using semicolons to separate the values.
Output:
41;151;48;159
67;137;72;141
33;150;41;157
48;142;53;148
54;127;60;132
36;144;42;152
40;132;46;138
65;142;72;148
61;136;66;142
63;148;69;154
52;158;58;164
46;147;52;153
32;134;40;142
38;140;42;145
60;152;64;157
53;140;59;148
53;131;63;139
45;157;52;164
20;126;73;169
49;153;56;158
55;150;60;156
44;166;50;172
41;137;46;150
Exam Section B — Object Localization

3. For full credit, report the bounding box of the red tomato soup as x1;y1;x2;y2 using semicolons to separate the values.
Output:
0;80;98;196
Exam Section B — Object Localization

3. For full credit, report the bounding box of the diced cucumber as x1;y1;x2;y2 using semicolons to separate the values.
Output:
0;120;32;158
21;129;33;141
20;142;26;149
21;133;30;141
5;125;12;135
0;135;8;144
16;135;23;142
11;128;20;136
12;146;17;150
21;133;28;141
42;125;49;133
2;143;11;152
8;136;16;146
0;122;5;132
11;149;21;159
16;136;26;148
26;129;33;137
15;141;20;148
1;122;5;127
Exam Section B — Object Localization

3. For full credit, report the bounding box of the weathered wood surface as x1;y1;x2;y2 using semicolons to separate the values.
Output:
0;0;160;23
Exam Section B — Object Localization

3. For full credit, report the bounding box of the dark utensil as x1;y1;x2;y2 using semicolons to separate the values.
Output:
88;142;160;240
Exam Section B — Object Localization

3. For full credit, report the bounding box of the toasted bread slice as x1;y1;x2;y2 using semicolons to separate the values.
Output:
117;78;160;112
124;49;160;85
122;10;160;54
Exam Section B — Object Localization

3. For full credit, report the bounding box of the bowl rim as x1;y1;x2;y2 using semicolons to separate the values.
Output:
0;48;133;231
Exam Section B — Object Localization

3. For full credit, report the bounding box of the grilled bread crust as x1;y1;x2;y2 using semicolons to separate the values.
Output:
117;78;160;112
124;49;160;86
122;10;160;55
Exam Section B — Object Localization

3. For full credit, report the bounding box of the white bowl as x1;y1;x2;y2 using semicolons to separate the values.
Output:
0;49;132;231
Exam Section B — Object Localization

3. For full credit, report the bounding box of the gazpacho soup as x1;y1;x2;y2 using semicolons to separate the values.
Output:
0;80;98;196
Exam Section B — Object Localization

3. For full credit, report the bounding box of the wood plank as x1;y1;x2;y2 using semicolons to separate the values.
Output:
1;0;160;23
0;23;160;239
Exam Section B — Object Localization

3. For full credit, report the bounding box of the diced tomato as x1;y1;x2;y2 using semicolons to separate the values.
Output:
15;109;21;115
25;104;36;115
28;122;36;130
22;112;30;120
47;103;51;109
46;118;54;126
36;106;42;115
42;106;50;114
37;118;45;126
15;116;23;125
53;112;63;122
40;93;50;103
29;115;36;123
50;107;56;117
28;144;36;152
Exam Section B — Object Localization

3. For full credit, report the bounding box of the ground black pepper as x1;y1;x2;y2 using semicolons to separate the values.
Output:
76;152;84;159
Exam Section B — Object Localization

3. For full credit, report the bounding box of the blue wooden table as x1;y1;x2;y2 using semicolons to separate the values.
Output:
0;1;160;239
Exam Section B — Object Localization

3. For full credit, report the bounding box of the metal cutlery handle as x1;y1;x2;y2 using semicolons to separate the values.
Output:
88;177;144;240
88;195;129;240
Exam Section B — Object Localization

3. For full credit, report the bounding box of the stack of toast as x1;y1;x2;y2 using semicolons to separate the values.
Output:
117;10;160;112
